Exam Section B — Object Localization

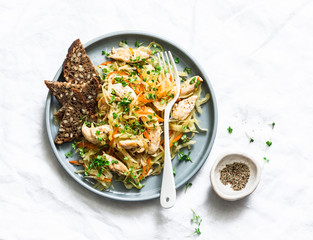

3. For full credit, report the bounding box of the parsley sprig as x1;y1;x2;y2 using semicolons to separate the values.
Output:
191;209;202;235
178;150;192;162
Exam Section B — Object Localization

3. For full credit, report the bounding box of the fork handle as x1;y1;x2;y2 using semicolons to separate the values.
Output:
160;110;176;208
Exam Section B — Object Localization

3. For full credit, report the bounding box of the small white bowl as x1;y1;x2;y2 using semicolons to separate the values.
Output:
210;152;262;201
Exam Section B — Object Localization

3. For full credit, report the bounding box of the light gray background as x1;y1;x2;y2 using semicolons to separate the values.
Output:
1;0;312;239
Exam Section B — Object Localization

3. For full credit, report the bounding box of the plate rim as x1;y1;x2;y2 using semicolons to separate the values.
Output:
45;30;218;201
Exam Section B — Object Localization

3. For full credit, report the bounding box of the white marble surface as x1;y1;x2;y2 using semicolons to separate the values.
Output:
1;0;313;239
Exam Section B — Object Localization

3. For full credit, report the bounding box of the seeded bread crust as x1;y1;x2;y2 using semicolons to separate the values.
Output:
81;75;99;116
44;80;83;106
55;88;89;144
54;105;67;120
63;39;101;84
53;76;99;120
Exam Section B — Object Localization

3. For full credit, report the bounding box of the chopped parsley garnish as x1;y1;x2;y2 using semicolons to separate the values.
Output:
272;122;275;129
160;99;165;105
156;65;161;71
181;77;187;82
266;141;272;147
79;147;85;157
174;57;180;63
124;156;129;161
191;209;202;235
109;95;115;104
147;114;152;120
195;80;201;88
135;40;143;47
173;142;178;147
249;138;254;143
113;112;118;119
173;165;176;175
178;150;192;162
185;182;192;193
65;150;73;158
264;157;270;163
182;125;187;130
181;134;191;143
84;121;91;127
96;130;100;135
227;126;233;133
101;50;106;55
184;67;192;74
121;40;128;44
72;142;77;150
189;77;196;84
111;160;118;164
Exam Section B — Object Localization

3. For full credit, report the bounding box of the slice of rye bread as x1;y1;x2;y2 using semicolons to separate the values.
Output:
63;39;101;84
52;76;99;120
55;88;89;144
44;80;83;106
81;75;99;116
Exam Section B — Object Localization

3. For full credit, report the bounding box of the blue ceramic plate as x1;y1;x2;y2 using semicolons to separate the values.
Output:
45;31;218;201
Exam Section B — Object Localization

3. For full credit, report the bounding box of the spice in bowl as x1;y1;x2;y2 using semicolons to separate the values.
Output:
220;162;250;191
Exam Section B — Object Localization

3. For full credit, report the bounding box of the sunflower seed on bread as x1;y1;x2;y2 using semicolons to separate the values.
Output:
81;75;99;116
44;80;83;106
55;88;89;144
63;39;101;84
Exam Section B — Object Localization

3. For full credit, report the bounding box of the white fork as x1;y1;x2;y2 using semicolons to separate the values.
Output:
157;51;180;208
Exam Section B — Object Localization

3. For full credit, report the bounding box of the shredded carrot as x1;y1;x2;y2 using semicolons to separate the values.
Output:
142;164;146;176
146;158;151;175
69;160;81;165
102;178;112;182
136;67;143;80
137;94;153;103
76;142;99;151
170;132;183;147
143;130;150;140
100;61;114;66
136;107;164;122
109;127;119;146
129;47;134;55
160;130;173;147
176;98;181;102
138;163;146;181
170;74;173;82
133;83;143;95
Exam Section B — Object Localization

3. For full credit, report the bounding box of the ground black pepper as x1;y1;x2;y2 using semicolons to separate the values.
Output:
220;162;250;191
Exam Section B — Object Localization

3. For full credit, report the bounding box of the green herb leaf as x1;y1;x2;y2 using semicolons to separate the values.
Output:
185;182;192;193
184;67;192;74
101;50;106;55
189;77;196;84
227;126;233;133
135;40;143;47
194;228;201;235
65;150;73;158
250;138;254;143
175;57;180;63
72;142;77;150
178;150;192;162
121;40;128;44
266;141;272;147
264;157;270;163
113;112;118;119
272;122;275;129
173;165;176;175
